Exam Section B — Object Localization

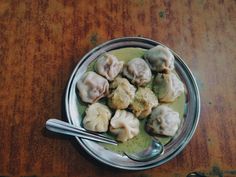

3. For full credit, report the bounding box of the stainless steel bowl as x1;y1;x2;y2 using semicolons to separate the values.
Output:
65;37;200;170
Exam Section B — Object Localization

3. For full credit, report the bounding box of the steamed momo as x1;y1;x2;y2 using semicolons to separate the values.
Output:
95;53;124;81
109;110;140;142
146;105;181;137
77;71;109;103
144;45;175;73
123;58;152;86
83;103;111;132
108;77;136;109
153;72;184;102
130;87;158;118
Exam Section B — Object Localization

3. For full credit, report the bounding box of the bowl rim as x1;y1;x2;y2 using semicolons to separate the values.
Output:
64;37;201;170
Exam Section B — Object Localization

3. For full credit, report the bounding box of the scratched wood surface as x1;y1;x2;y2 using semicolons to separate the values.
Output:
0;0;235;177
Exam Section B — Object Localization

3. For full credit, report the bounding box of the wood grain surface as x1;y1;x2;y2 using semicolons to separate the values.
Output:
0;0;235;176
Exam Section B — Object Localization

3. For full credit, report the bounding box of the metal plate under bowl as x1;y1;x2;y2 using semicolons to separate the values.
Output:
65;37;200;170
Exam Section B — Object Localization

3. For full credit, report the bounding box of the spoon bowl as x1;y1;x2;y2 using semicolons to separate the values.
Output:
125;138;164;162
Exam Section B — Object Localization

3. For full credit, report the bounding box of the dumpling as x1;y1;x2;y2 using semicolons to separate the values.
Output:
108;77;136;109
95;53;124;81
109;110;140;142
77;71;109;103
146;105;181;136
153;72;184;102
144;45;175;73
123;58;152;86
130;87;158;118
83;103;111;132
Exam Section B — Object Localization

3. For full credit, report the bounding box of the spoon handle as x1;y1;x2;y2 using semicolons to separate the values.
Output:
46;119;117;145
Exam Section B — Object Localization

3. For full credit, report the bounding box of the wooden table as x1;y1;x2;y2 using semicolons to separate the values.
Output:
0;0;235;176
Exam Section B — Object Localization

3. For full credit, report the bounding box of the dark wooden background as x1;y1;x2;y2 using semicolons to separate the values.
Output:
0;0;235;177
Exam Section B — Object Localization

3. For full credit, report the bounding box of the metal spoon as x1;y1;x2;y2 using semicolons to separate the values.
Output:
46;119;164;161
124;138;164;162
46;119;117;145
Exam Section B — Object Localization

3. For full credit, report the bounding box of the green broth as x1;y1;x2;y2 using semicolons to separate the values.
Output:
77;47;186;154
